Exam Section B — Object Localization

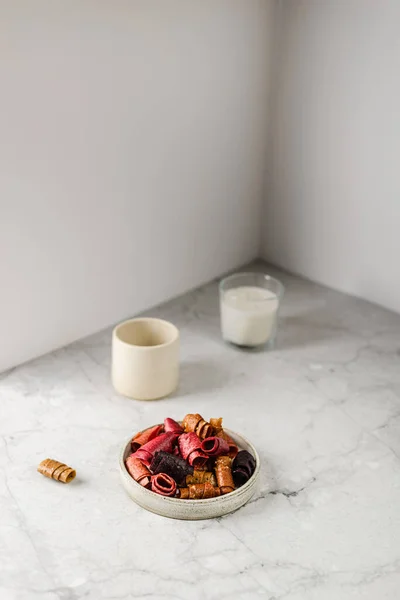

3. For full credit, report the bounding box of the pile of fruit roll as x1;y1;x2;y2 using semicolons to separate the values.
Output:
125;414;256;499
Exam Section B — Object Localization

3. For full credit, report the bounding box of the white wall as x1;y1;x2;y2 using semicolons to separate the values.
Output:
0;0;273;372
263;0;400;314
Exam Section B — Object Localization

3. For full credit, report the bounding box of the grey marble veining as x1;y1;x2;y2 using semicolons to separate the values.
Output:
1;262;400;600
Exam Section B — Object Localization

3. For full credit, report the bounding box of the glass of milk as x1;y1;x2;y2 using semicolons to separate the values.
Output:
219;272;284;349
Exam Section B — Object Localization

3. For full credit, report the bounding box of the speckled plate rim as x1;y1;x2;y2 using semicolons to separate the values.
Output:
119;427;260;507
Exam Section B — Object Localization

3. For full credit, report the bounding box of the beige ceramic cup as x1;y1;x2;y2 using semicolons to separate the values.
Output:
112;318;179;400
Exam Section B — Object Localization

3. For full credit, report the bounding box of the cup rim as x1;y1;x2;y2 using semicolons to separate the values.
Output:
219;272;285;299
113;317;179;349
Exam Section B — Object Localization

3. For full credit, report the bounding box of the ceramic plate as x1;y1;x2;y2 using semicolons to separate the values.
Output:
119;427;260;520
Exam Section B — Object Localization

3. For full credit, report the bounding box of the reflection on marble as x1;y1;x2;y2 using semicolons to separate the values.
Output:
1;262;400;600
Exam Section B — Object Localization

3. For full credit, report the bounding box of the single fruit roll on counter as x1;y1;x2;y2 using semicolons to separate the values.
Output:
37;459;76;484
126;455;152;488
151;473;177;497
179;482;221;499
215;455;235;494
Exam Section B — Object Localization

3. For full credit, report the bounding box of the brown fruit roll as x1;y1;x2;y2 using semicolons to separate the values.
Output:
215;455;235;494
210;417;223;431
186;471;217;486
196;419;213;440
179;482;221;499
192;462;211;472
183;413;213;440
182;413;202;433
37;459;76;484
210;424;238;459
59;468;76;484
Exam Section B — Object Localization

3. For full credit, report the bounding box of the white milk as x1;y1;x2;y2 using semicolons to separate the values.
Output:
220;286;279;347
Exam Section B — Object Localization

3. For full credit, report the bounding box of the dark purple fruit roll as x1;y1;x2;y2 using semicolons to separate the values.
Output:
150;450;193;484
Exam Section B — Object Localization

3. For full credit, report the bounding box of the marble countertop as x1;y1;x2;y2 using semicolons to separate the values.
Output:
1;262;400;600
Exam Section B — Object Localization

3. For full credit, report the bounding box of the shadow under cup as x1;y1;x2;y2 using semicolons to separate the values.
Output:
112;318;179;400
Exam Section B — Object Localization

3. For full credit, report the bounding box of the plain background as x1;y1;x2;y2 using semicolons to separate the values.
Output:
0;0;274;372
2;0;400;372
263;0;400;314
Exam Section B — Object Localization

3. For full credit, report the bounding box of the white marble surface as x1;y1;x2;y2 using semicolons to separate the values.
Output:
1;262;400;600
